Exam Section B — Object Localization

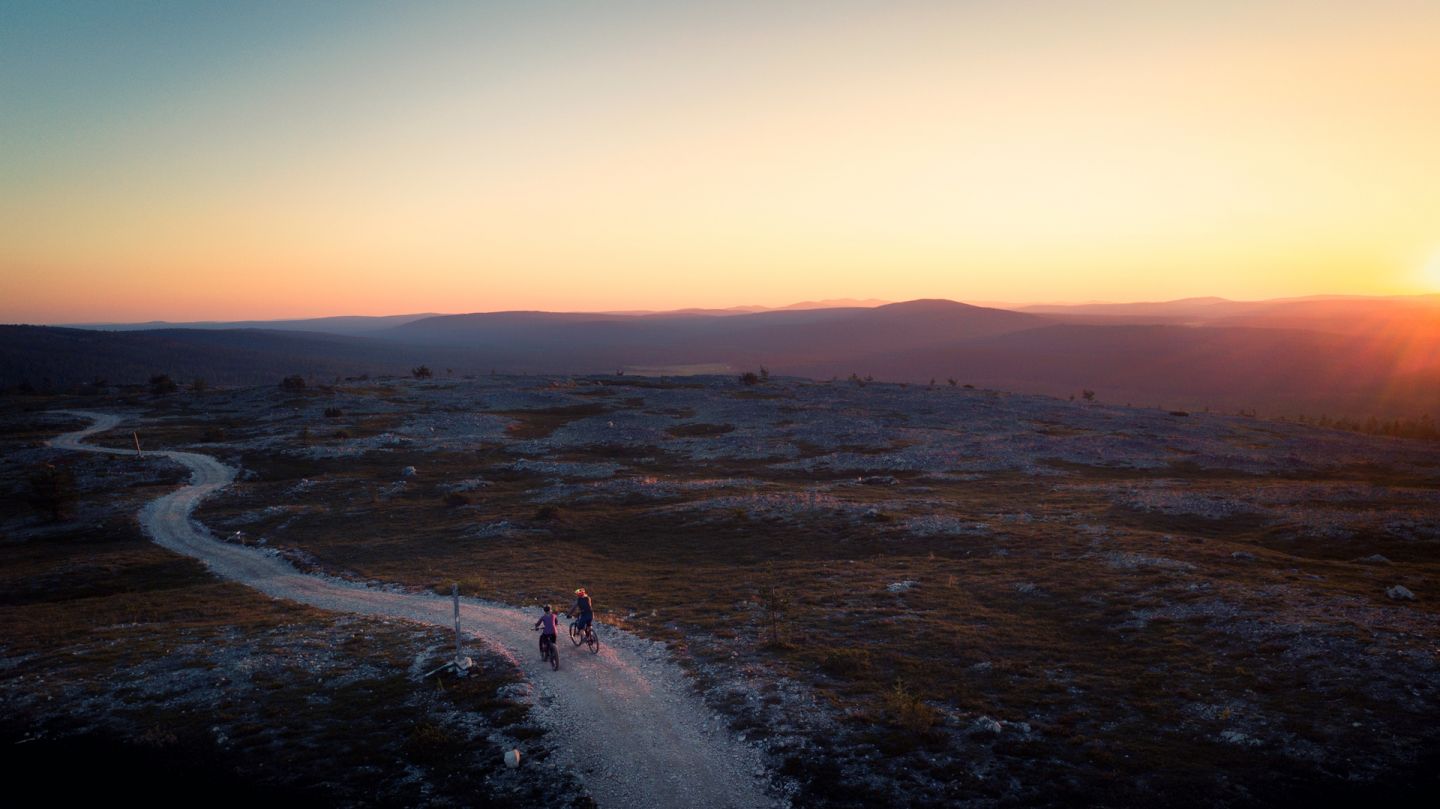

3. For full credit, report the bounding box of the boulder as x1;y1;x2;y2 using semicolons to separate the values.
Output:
1386;585;1416;601
971;716;1003;735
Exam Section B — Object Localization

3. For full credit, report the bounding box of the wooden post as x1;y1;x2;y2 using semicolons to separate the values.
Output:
132;431;143;458
452;583;471;674
423;584;473;679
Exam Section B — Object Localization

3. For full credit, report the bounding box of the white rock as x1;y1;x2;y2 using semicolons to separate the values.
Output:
1386;585;1415;601
971;716;1003;735
1219;730;1260;747
886;580;918;593
401;466;417;477
1358;554;1391;564
504;748;521;768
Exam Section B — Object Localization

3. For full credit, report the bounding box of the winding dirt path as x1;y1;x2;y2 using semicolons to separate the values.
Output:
51;412;777;809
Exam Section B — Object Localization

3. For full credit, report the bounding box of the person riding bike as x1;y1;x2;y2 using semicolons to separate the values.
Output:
568;587;594;636
533;604;560;659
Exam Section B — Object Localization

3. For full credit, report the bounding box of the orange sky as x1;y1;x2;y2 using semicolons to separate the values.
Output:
3;1;1439;322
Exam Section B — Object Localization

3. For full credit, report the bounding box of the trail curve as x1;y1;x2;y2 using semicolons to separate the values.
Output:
51;411;777;809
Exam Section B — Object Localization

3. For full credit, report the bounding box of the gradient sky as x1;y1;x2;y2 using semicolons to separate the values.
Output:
3;0;1439;322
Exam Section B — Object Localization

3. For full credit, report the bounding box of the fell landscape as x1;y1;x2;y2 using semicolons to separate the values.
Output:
3;2;1439;807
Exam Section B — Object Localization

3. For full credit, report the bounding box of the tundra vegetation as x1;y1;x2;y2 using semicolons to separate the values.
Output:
3;374;1436;807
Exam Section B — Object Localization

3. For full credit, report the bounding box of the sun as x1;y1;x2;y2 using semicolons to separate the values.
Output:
1426;250;1440;291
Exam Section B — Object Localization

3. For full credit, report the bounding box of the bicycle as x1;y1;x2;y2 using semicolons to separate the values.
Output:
568;617;600;654
535;627;560;670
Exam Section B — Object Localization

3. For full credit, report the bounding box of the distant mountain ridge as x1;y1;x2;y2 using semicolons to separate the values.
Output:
8;294;1439;418
61;313;442;336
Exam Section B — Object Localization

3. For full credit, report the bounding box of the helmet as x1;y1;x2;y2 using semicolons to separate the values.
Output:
543;604;551;613
575;588;587;596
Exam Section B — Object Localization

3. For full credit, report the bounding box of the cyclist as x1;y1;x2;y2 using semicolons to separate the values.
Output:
533;604;560;660
568;587;594;637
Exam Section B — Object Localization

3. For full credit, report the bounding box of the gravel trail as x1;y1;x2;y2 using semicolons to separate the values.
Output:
51;411;778;809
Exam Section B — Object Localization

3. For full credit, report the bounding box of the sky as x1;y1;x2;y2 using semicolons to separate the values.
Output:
3;0;1439;322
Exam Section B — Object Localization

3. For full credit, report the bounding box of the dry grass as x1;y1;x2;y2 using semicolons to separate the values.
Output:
9;382;1438;807
0;406;585;807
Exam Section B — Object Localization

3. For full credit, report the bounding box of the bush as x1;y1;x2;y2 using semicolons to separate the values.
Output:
189;378;207;393
404;719;458;766
27;463;77;521
323;407;343;418
202;427;227;443
280;375;306;391
411;365;433;379
666;422;735;438
759;576;791;647
149;374;178;395
884;679;938;734
819;648;873;677
532;504;561;521
739;371;760;385
1081;389;1096;401
444;492;471;507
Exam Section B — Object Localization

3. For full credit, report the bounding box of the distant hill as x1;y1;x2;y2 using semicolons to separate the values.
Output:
384;299;1042;365
0;326;463;389
783;323;1440;417
59;313;441;336
1019;294;1440;329
6;295;1438;417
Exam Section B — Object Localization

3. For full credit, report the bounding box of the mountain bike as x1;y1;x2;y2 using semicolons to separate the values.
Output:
569;617;600;654
535;627;559;670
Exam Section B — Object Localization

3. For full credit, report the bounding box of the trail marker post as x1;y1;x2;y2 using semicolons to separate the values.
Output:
132;431;142;458
423;583;474;679
452;583;472;674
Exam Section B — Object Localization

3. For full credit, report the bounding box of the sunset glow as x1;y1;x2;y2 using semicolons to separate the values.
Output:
1424;250;1440;291
3;1;1439;322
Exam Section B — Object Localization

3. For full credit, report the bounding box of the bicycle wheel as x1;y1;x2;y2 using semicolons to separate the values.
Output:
569;622;582;646
585;627;599;654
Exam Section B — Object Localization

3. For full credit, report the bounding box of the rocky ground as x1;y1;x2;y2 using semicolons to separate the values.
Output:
3;373;1437;806
0;412;589;807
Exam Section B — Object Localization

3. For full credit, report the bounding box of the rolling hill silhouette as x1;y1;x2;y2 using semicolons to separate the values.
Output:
6;296;1437;418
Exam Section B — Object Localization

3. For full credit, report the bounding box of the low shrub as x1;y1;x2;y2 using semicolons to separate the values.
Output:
883;679;938;735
